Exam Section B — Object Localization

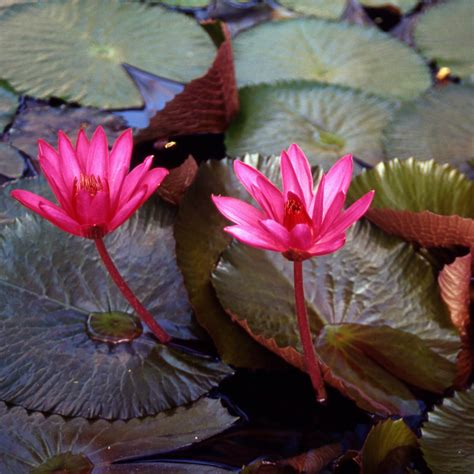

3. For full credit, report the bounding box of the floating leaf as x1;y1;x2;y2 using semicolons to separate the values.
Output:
0;143;24;180
0;86;17;132
157;0;208;7
5;99;127;169
0;0;216;108
233;18;430;100
212;222;459;415
360;0;418;13
348;158;474;251
0;192;232;419
421;387;474;474
225;82;394;167
0;397;237;473
361;419;418;474
384;84;474;166
414;0;474;82
175;157;284;368
277;0;346;19
136;22;239;141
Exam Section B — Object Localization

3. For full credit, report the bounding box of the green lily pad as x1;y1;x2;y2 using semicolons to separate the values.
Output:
233;18;430;100
384;84;474;166
0;143;24;179
0;397;238;473
0;86;17;132
225;82;395;167
360;0;418;13
212;221;459;415
175;156;283;369
0;0;216;108
157;0;208;7
0;191;232;419
277;0;346;19
348;158;474;217
361;419;418;474
414;0;474;82
421;387;474;473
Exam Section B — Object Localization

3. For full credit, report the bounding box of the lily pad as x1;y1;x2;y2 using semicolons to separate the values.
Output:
348;158;474;250
0;397;238;473
212;221;459;415
225;82;394;167
5;98;127;169
0;86;17;132
0;142;24;179
360;0;418;13
175;157;284;368
421;387;474;473
414;0;474;82
277;0;346;19
233;18;430;100
383;84;474;165
0;191;232;419
0;0;216;108
361;419;418;474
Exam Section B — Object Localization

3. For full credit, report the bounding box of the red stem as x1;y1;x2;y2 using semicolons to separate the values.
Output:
95;237;171;344
293;260;327;403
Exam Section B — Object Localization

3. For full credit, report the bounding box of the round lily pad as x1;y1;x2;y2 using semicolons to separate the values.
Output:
414;0;474;82
0;192;232;419
0;0;216;108
225;82;395;167
421;387;474;473
175;156;283;369
0;86;17;132
277;0;346;19
233;18;431;100
384;84;474;166
0;143;24;179
0;397;238;472
212;221;459;415
360;0;418;13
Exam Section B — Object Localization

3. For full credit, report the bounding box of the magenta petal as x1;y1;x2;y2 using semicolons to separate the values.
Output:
76;129;90;163
38;201;83;237
212;195;264;227
323;155;353;217
74;190;110;226
58;131;82;178
108;186;148;232
288;223;314;250
11;189;55;217
108;129;133;203
280;147;313;206
285;144;313;205
308;236;346;257
258;219;291;250
319;190;345;236
86;126;109;177
116;156;153;209
310;174;326;230
224;224;283;252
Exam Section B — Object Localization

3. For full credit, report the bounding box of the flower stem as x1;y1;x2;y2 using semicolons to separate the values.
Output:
293;260;327;403
95;237;171;344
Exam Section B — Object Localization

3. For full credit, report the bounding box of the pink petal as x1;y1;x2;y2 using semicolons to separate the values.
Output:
108;186;148;232
108;129;133;203
308;236;346;257
115;156;154;209
73;189;110;226
224;224;284;252
86;126;109;177
283;144;313;205
57;131;83;177
318;190;346;236
323;155;353;217
321;191;374;241
212;195;264;227
288;223;314;250
310;174;326;230
258;219;291;250
75;129;90;162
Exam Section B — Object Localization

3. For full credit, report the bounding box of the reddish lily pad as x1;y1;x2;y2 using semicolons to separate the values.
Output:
212;221;459;415
348;158;474;251
175;156;284;368
0;397;238;473
0;185;232;419
421;387;474;474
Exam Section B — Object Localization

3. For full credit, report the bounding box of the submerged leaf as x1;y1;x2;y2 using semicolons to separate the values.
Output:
234;18;430;100
0;142;24;180
225;82;394;167
0;86;17;132
0;0;216;108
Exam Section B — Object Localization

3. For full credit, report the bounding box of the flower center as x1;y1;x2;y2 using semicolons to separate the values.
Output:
74;174;104;197
283;192;312;230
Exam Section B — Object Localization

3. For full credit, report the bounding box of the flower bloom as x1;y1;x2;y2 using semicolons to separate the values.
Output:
212;144;374;261
11;126;168;239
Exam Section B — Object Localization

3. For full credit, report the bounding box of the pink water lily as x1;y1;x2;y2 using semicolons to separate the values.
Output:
212;144;374;261
213;144;374;403
11;126;168;239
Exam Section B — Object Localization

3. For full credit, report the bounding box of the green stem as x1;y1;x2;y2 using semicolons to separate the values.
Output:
95;237;171;344
293;260;327;403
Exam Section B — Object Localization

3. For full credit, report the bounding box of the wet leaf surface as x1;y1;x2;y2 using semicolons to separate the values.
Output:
0;397;238;472
0;86;17;132
276;0;347;19
233;17;430;100
0;185;232;419
225;82;394;167
360;0;418;13
0;142;24;179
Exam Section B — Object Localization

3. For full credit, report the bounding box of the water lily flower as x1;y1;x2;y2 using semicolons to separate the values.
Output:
212;144;374;401
11;126;171;344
